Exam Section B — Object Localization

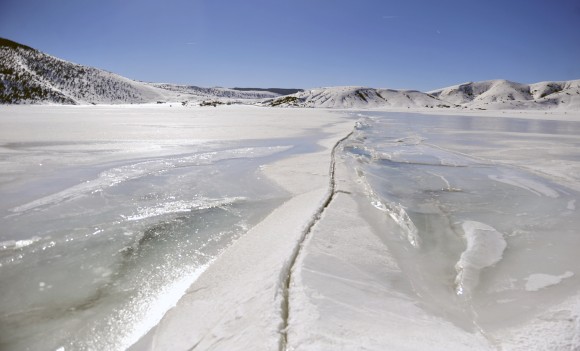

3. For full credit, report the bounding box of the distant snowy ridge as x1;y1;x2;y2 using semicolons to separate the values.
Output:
2;37;579;110
265;86;451;109
0;37;284;105
428;79;580;111
267;80;580;111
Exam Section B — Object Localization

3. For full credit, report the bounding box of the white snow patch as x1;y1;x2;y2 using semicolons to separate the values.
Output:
525;271;575;292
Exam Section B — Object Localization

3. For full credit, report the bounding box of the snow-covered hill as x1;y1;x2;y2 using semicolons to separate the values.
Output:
0;38;184;104
429;79;580;110
267;81;580;111
0;37;284;105
2;37;578;110
265;86;453;109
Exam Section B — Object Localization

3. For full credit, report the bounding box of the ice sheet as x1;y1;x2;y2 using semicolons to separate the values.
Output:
331;112;580;349
3;106;580;350
0;105;354;351
287;191;493;350
9;146;290;214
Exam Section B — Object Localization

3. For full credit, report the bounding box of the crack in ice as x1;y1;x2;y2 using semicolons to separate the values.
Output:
278;130;353;351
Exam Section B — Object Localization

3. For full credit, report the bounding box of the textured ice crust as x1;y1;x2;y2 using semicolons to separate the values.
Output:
489;173;560;198
455;221;507;297
84;262;212;351
10;146;291;214
0;134;296;348
120;197;245;221
371;198;421;248
0;236;42;250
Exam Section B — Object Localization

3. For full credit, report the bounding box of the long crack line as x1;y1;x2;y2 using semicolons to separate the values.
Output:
278;130;354;351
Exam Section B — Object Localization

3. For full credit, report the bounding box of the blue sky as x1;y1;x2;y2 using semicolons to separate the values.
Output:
1;0;579;91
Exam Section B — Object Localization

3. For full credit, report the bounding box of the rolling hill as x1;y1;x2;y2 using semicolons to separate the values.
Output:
0;37;282;105
1;37;578;110
428;79;580;110
266;80;580;110
265;86;452;109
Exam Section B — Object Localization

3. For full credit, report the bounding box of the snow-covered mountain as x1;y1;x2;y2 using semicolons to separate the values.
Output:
265;86;452;109
2;37;578;110
429;79;580;110
267;81;580;110
0;37;284;105
0;38;183;104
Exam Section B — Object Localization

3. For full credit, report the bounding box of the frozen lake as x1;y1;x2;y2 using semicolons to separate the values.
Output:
1;106;580;350
0;105;348;351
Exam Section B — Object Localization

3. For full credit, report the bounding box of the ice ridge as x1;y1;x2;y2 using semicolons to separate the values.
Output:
455;221;507;297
